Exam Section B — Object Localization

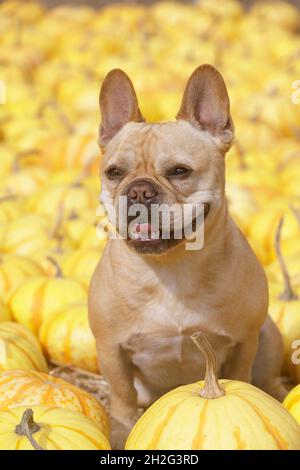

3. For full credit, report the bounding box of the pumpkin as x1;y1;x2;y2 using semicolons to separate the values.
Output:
269;217;300;383
0;195;23;224
62;247;102;283
125;332;300;450
1;214;56;256
0;254;44;301
0;369;109;436
284;385;300;425
9;258;87;335
39;303;98;373
0;322;47;372
40;133;100;171
27;182;96;218
0;406;110;450
2;165;48;197
0;299;11;322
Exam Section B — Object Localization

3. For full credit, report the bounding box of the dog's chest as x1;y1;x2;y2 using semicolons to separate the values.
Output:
123;297;236;389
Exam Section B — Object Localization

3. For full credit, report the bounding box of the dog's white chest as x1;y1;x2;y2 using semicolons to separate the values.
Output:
124;301;235;391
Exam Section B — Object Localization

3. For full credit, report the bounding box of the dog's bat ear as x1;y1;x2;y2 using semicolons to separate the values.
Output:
176;64;234;150
99;69;144;148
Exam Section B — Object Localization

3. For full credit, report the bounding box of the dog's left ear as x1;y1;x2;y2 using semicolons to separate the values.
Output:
176;64;234;151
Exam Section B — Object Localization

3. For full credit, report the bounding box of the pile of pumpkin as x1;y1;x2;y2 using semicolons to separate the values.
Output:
0;0;300;449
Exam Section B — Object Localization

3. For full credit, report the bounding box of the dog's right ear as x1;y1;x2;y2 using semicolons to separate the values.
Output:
99;69;144;148
176;64;234;151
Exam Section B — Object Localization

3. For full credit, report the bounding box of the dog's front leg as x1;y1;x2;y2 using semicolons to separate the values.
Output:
222;335;259;383
97;343;137;449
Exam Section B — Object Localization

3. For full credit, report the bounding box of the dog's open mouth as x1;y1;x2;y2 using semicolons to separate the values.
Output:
126;203;210;254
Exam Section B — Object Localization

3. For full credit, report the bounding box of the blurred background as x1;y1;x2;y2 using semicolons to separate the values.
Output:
0;0;300;384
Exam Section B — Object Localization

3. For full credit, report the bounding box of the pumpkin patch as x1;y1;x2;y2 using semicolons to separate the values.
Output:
0;0;300;452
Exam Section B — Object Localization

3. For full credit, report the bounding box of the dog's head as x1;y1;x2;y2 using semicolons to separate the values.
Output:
99;65;234;255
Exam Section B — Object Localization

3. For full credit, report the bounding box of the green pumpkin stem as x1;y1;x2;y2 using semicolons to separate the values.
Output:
191;331;225;399
15;409;44;451
275;216;298;301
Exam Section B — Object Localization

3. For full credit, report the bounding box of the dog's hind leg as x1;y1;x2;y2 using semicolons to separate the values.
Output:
252;315;289;402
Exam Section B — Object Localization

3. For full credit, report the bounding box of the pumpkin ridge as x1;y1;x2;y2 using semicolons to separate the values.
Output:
9;339;42;370
146;404;180;449
191;399;209;450
52;424;103;447
233;426;247;450
31;280;48;334
0;382;36;409
234;394;289;449
1;267;11;292
285;394;300;409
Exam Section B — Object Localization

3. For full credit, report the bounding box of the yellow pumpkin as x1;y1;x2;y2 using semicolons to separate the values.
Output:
0;299;11;322
27;182;96;218
0;369;109;436
125;333;300;450
0;254;44;301
0;196;23;224
2;165;48;197
9;260;87;335
1;214;57;256
248;205;300;266
62;247;103;283
39;303;98;373
40;133;100;171
269;217;300;383
0;406;110;450
0;322;47;373
284;385;300;425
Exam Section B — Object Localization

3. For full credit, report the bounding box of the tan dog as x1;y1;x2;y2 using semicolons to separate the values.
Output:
89;65;286;449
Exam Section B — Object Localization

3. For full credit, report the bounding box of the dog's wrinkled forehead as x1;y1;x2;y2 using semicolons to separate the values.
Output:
103;119;221;173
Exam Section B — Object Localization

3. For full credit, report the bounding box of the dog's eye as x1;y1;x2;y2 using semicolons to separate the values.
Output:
105;166;123;179
166;166;192;178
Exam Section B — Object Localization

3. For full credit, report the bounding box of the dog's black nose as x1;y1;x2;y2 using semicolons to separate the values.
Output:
127;180;158;205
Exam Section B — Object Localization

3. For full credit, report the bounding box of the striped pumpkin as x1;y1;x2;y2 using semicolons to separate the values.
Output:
62;247;103;284
1;214;53;256
27;182;96;218
269;298;300;383
0;300;11;322
0;406;110;450
125;333;300;450
40;133;100;171
0;322;48;372
39;303;98;373
284;385;300;425
0;196;23;224
268;217;300;384
0;370;109;436
0;254;44;301
9;268;87;335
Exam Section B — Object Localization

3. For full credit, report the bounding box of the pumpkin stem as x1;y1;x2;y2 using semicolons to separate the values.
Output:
46;256;63;278
290;204;300;228
15;409;44;451
49;202;64;242
191;331;225;399
275;216;298;301
0;194;17;204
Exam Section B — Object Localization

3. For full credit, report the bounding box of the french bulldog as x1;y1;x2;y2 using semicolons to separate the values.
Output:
88;65;286;449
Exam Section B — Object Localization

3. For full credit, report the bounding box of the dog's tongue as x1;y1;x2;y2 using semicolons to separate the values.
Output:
135;223;151;235
133;223;155;241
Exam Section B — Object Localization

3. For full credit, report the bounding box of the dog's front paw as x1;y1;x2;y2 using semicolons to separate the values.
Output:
110;417;134;450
